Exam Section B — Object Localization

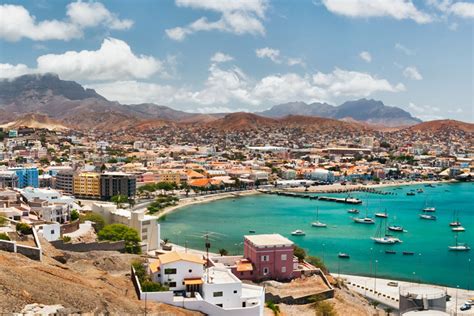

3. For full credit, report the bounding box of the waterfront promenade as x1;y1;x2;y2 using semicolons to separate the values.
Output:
340;274;474;315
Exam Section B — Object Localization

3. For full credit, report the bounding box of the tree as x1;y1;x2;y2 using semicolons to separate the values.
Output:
80;213;105;232
370;300;380;310
384;307;394;315
0;233;10;241
70;209;80;221
111;195;128;208
293;245;306;262
16;222;32;235
265;301;280;315
0;216;7;227
306;256;328;274
218;248;228;256
98;224;141;254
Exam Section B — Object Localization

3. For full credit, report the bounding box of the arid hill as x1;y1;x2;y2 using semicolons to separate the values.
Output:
0;113;68;131
407;119;474;133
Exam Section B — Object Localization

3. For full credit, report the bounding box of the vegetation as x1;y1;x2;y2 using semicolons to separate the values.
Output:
98;224;141;254
306;256;329;274
0;233;10;241
70;209;80;221
265;301;280;315
147;195;179;214
16;222;32;235
62;235;71;243
132;260;169;292
138;181;178;194
218;248;228;256
111;194;128;208
0;216;7;227
309;294;336;316
293;245;307;262
80;213;105;232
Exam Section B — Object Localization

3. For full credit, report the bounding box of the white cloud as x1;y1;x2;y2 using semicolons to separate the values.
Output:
210;52;234;63
166;0;268;41
359;51;372;63
395;43;415;55
407;102;442;120
403;66;423;80
256;47;281;63
287;58;305;67
36;38;161;81
313;68;405;97
66;1;133;30
449;2;474;18
0;1;132;42
321;0;432;24
0;63;36;79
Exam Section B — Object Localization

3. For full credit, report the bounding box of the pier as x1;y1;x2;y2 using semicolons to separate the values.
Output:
261;190;363;204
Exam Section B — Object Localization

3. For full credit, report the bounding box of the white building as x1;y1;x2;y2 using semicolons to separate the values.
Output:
91;203;161;251
19;187;75;206
37;223;61;241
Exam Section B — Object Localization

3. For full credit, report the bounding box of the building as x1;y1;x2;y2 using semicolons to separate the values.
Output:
9;167;39;188
100;172;136;200
306;169;335;183
243;234;299;281
0;171;18;188
39;174;54;188
55;169;74;194
91;203;161;251
73;172;100;199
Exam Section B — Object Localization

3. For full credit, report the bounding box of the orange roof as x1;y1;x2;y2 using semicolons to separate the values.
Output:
236;262;253;272
158;251;206;265
189;178;211;187
184;278;204;285
149;260;160;273
186;170;205;179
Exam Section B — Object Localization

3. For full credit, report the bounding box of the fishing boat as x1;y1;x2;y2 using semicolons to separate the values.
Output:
449;211;462;227
452;226;466;232
385;250;397;254
291;230;306;236
338;253;350;259
347;209;359;214
371;219;402;244
403;251;415;255
311;207;327;228
449;235;470;251
419;214;437;220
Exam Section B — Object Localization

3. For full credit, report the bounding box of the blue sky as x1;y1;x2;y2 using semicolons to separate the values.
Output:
0;0;473;121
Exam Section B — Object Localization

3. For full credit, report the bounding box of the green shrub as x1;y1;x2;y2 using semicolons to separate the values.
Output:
293;245;306;262
16;222;32;235
62;236;71;243
80;213;105;232
98;224;141;254
306;256;328;274
70;210;80;221
0;233;10;241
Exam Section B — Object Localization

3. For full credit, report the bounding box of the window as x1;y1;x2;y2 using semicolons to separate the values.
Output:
263;267;269;275
281;266;286;273
168;282;176;288
213;291;223;297
188;269;192;273
216;304;223;307
164;268;177;274
233;290;238;294
261;255;269;262
281;254;287;261
51;230;55;234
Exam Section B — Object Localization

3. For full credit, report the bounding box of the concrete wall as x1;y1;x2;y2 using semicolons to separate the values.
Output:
60;220;80;235
50;240;125;252
16;244;42;260
0;229;42;261
0;240;15;252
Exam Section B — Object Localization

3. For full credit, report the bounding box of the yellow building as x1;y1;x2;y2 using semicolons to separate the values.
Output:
155;171;181;184
73;172;101;199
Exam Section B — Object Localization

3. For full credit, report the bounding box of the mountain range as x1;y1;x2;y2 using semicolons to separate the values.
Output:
0;73;470;133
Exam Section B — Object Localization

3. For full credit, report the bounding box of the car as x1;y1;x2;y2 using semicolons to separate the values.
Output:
387;281;398;287
460;303;471;311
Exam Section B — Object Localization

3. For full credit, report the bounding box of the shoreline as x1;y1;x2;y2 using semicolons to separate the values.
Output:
157;189;261;219
338;273;473;313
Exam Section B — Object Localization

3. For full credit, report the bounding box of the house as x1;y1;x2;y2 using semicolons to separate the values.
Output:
149;251;205;292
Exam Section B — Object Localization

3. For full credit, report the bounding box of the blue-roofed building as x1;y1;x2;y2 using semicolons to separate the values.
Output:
8;167;39;188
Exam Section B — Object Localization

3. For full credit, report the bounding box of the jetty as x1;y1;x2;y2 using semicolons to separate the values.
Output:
261;190;363;204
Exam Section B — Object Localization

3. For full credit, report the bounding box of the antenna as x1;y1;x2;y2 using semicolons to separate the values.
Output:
187;231;226;283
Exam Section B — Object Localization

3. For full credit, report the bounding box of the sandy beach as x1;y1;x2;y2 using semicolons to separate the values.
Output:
339;273;474;314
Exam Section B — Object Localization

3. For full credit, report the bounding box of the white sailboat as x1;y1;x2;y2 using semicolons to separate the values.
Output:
371;219;402;244
353;197;375;224
449;210;462;227
448;235;470;251
311;207;327;228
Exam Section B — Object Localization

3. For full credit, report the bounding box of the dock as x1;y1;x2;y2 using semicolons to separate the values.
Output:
261;191;363;204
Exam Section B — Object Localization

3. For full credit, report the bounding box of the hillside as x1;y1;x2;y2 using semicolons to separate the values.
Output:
206;112;279;130
0;247;200;315
0;113;68;131
407;119;474;133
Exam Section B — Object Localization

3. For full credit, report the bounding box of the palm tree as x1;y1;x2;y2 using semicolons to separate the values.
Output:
218;248;228;256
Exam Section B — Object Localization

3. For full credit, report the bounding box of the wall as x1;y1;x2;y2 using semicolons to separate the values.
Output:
0;228;42;261
50;240;125;252
60;220;80;235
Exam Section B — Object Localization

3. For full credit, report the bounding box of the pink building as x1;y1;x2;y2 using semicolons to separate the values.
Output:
243;234;299;281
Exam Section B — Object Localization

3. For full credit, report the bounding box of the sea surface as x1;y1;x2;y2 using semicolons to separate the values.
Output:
161;182;473;289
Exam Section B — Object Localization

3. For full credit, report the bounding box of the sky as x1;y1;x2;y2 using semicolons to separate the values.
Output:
0;0;473;122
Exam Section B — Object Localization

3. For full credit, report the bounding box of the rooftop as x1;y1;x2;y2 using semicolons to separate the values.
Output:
244;234;293;247
158;251;206;265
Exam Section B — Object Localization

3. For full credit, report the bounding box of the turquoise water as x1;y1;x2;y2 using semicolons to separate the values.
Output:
161;183;474;289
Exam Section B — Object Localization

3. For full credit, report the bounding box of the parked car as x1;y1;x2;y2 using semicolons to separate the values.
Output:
460;303;471;311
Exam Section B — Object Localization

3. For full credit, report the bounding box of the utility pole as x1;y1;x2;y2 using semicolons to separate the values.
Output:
374;259;378;293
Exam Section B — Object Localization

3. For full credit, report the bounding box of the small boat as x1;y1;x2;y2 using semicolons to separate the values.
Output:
311;207;327;228
407;192;416;196
338;253;350;259
403;251;415;255
353;217;375;224
348;209;360;214
423;207;436;212
371;219;402;244
449;211;462;227
452;226;466;232
375;212;388;218
388;225;404;232
291;230;305;236
248;230;256;233
419;214;437;220
417;188;424;193
385;250;396;254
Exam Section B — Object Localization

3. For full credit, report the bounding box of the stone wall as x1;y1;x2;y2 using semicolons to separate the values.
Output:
50;240;125;252
60;220;80;235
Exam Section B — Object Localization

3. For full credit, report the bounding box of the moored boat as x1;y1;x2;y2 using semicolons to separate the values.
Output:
353;217;375;224
338;253;350;259
419;214;437;220
407;192;416;196
403;251;415;255
448;235;470;251
385;250;396;254
375;211;388;218
347;209;359;214
423;207;436;212
311;207;327;228
291;229;306;236
452;226;466;232
388;225;405;232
